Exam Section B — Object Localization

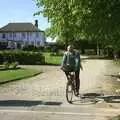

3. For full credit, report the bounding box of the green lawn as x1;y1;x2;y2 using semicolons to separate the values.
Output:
0;68;40;84
110;115;120;120
43;52;62;65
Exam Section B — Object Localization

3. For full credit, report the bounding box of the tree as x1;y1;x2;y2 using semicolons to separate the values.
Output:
35;0;84;48
35;0;120;55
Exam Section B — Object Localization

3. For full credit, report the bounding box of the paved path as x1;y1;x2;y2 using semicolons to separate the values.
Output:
0;59;120;119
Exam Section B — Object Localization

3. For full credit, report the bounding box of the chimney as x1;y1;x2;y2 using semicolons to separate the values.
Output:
35;20;38;28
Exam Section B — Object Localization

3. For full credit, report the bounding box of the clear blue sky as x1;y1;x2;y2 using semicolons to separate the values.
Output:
0;0;49;31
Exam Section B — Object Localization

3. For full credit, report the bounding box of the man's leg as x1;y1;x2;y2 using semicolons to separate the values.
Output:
75;70;80;94
65;71;69;80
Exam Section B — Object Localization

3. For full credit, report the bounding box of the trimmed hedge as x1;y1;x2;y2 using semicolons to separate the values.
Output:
22;45;45;52
0;51;45;65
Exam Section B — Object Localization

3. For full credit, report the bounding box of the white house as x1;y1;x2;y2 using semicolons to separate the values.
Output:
0;20;46;49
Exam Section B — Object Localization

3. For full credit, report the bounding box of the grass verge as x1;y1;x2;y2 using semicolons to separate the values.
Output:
43;52;62;65
110;115;120;120
0;68;40;84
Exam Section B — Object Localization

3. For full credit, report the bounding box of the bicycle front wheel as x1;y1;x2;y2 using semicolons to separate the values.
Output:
66;82;73;103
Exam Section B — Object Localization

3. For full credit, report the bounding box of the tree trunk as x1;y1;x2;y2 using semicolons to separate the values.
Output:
94;48;97;55
97;40;100;55
81;47;85;54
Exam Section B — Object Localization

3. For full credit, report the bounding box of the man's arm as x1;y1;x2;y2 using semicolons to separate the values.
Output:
80;61;83;71
75;52;83;71
79;54;83;70
61;52;67;68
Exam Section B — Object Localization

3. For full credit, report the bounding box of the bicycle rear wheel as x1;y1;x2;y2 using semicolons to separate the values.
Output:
66;82;73;103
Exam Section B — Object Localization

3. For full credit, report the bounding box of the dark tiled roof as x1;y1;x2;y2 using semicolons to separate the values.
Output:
0;23;44;32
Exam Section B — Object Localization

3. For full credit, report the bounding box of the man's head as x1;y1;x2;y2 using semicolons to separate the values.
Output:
67;45;74;52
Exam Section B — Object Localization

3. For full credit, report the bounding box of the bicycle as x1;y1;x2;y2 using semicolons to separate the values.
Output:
65;71;105;104
66;71;78;103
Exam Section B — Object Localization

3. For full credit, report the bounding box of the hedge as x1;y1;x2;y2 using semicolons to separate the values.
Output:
0;51;45;65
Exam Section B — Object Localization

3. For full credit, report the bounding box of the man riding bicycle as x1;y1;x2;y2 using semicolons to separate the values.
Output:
61;45;83;96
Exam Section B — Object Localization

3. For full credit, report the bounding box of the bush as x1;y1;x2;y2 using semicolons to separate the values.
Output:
38;46;44;52
0;51;45;65
3;61;19;70
85;49;96;55
3;61;10;69
22;45;45;52
51;46;59;53
44;46;51;52
22;45;39;51
10;61;19;69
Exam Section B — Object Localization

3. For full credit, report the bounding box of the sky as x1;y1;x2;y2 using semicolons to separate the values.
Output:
0;0;50;31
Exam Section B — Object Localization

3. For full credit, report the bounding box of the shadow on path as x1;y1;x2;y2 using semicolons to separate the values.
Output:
105;74;120;78
69;93;120;105
0;100;62;107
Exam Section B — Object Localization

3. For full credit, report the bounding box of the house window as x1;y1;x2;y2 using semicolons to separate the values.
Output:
22;33;26;38
13;33;16;38
29;32;32;36
36;32;39;37
9;33;12;38
2;34;6;39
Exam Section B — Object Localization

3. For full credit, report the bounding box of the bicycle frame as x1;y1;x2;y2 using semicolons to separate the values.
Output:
67;72;75;82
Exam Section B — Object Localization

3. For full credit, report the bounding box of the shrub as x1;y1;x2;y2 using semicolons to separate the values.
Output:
44;45;60;53
22;45;39;51
44;46;51;52
38;46;44;52
11;61;19;69
0;51;45;65
3;61;10;69
51;46;59;53
22;45;45;52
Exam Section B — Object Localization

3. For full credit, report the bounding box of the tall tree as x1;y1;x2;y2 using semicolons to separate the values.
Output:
35;0;120;52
